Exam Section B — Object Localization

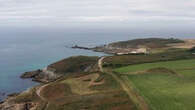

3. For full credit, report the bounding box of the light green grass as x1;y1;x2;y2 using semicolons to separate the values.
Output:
115;59;195;73
115;59;195;110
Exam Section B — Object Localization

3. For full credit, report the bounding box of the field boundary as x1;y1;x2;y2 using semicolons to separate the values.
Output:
99;57;149;110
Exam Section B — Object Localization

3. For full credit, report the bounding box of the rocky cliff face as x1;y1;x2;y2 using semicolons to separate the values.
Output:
21;67;61;83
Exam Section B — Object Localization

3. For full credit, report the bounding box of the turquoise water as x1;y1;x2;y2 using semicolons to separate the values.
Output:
0;29;194;101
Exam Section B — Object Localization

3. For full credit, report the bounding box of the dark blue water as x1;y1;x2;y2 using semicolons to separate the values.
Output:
0;28;194;101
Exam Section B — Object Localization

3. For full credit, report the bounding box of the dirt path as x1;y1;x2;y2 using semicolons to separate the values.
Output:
98;57;105;72
36;84;48;101
36;84;49;109
98;57;149;110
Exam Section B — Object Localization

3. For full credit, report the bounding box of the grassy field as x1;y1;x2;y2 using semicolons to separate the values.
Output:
103;50;195;68
114;59;195;110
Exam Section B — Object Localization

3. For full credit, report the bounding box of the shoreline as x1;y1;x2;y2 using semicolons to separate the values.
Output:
1;38;194;101
1;38;195;109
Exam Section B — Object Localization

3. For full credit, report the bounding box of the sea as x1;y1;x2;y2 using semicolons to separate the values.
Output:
0;28;194;101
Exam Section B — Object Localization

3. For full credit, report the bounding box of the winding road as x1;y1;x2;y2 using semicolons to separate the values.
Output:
98;57;149;110
36;84;49;109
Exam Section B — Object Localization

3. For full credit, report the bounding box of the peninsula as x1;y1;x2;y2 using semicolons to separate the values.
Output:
1;38;195;110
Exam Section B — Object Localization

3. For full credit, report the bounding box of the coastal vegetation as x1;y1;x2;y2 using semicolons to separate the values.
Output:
49;56;99;74
20;56;99;83
108;38;184;48
73;38;187;55
12;72;137;110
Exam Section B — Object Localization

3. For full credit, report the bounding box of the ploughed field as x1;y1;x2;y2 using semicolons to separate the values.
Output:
114;59;195;110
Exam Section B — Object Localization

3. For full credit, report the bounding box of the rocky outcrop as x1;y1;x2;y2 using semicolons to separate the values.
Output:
21;68;61;83
0;92;37;110
21;70;41;79
72;45;91;50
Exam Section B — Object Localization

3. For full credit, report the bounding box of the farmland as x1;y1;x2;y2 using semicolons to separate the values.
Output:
103;49;195;68
115;59;195;110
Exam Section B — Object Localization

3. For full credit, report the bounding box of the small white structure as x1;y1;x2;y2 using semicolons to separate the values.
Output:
136;48;147;53
130;48;148;54
130;51;138;54
115;48;149;55
116;52;130;55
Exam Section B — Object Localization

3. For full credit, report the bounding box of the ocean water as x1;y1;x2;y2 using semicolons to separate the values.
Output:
0;29;194;101
0;30;129;101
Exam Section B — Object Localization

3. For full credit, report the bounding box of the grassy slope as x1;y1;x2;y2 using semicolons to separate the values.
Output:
49;56;99;74
43;73;137;110
115;59;195;110
108;38;184;48
13;55;138;110
14;72;137;110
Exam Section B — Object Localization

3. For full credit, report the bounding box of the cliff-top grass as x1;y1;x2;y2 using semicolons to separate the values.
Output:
115;59;195;110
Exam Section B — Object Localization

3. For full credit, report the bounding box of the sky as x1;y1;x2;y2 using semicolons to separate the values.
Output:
0;0;195;29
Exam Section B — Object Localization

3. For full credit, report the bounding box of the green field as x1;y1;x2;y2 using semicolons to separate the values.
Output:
115;59;195;110
103;50;195;68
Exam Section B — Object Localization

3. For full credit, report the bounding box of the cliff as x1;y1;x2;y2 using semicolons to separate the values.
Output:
20;56;99;83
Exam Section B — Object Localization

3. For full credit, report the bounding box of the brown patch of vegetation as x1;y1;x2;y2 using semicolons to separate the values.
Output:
168;39;195;49
48;91;137;110
2;68;138;110
40;83;73;101
38;73;137;110
146;67;177;75
14;88;40;103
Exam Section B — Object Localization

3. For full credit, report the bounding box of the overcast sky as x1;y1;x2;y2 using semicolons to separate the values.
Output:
0;0;195;29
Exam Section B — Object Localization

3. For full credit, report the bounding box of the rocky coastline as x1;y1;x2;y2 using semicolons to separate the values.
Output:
0;55;99;110
0;88;37;110
21;67;62;83
71;44;148;55
0;67;62;109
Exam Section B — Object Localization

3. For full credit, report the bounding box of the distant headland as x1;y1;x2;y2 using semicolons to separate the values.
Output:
1;38;195;110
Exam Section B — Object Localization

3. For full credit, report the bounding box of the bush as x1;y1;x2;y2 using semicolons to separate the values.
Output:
189;47;195;53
